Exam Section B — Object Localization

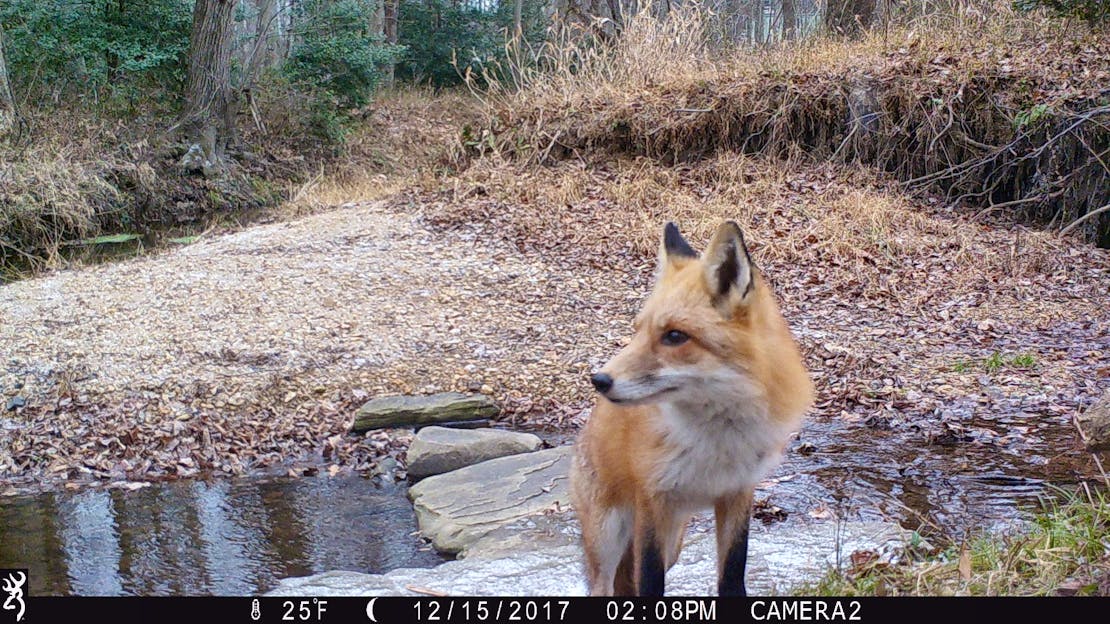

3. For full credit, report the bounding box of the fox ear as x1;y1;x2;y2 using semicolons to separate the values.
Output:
703;221;755;309
657;222;698;277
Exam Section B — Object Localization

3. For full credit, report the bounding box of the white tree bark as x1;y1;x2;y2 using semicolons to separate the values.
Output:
254;0;280;72
244;0;281;86
0;21;16;137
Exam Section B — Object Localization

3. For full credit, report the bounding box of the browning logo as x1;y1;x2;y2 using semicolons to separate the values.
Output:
1;570;25;623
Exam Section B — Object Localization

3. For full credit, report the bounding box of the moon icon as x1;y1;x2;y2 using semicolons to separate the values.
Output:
366;597;378;622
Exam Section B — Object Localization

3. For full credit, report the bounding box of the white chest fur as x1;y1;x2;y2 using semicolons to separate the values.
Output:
647;396;793;507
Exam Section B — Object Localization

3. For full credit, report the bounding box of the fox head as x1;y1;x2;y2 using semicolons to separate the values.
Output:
590;221;811;418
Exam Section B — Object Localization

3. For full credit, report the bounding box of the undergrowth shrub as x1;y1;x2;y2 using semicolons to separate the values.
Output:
284;0;404;141
1014;0;1109;24
0;132;117;275
0;0;192;106
396;0;548;86
798;487;1110;596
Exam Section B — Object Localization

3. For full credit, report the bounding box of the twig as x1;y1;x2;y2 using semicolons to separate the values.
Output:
832;118;859;160
1059;203;1110;238
1072;132;1110;177
0;238;43;265
927;94;958;155
971;190;1066;221
405;585;449;597
954;131;998;152
737;106;781;153
536;130;564;165
247;90;266;134
674;108;713;114
903;104;1110;190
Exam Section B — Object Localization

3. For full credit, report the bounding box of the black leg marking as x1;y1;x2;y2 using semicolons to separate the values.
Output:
614;546;636;596
718;523;750;597
638;534;666;597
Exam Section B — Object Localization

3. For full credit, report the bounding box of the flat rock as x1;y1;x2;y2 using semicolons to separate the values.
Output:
352;393;499;431
268;517;912;596
408;446;572;554
407;427;543;480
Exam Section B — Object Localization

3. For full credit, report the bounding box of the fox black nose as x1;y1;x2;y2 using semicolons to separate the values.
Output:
590;373;614;394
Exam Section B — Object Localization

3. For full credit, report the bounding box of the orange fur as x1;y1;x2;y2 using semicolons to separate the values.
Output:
570;221;814;596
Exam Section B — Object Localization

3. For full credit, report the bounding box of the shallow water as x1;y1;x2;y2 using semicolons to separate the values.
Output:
0;476;446;596
533;406;1094;541
764;411;1093;539
0;408;1097;596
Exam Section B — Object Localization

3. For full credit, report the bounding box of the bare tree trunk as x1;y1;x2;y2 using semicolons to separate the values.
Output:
751;0;764;44
180;0;240;175
548;0;622;39
279;0;295;61
0;21;16;138
382;0;398;87
781;0;795;40
246;0;280;83
514;0;524;39
258;0;280;68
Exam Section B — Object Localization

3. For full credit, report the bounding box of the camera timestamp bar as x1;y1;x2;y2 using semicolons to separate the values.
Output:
24;595;1082;623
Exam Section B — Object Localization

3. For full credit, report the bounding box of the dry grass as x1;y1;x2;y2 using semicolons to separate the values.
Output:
420;146;1109;454
417;13;1110;592
2;2;1106;511
0;115;123;274
0;87;481;279
426;2;1107;328
292;87;478;210
0;108;282;278
470;3;1109;243
488;3;1104;153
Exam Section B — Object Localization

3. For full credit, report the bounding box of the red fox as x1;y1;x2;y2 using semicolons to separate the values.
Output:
569;221;814;596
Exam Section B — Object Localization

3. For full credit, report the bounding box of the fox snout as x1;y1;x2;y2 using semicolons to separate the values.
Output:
589;369;636;403
588;364;672;405
589;332;677;405
590;372;614;394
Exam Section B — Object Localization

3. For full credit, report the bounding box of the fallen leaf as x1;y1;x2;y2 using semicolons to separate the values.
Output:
808;506;832;520
958;543;972;581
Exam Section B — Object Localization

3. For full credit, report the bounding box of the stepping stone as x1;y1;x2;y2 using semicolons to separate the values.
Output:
351;393;498;431
408;446;572;554
406;426;543;480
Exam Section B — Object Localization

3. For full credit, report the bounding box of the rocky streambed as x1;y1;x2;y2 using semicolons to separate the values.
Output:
269;423;917;596
3;388;1097;596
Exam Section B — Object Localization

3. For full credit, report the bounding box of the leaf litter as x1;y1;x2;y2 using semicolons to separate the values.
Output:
0;142;1107;498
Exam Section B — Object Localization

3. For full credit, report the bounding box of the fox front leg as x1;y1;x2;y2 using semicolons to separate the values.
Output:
715;489;754;596
632;500;687;597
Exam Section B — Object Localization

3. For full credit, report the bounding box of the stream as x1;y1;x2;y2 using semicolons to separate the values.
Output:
0;405;1099;596
0;476;445;596
768;411;1094;538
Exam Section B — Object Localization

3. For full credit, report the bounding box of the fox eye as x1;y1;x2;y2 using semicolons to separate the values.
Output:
661;330;689;346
